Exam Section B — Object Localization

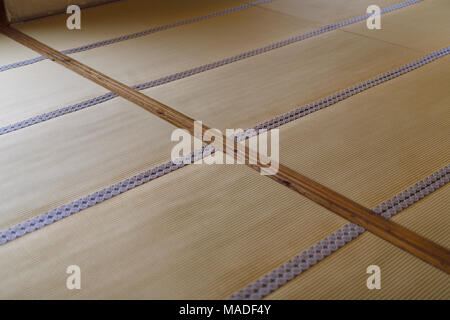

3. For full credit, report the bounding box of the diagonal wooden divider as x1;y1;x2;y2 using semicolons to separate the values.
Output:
1;19;449;274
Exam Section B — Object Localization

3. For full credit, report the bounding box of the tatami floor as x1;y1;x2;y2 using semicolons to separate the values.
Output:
0;0;449;299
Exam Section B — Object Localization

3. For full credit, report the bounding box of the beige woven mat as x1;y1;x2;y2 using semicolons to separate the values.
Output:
40;3;319;86
15;0;246;50
391;184;450;248
0;33;37;65
342;0;450;53
266;186;450;299
143;30;419;131
0;98;177;231
0;159;348;299
277;55;450;209
0;60;108;126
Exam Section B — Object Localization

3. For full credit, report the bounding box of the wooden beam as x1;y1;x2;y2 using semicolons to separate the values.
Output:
0;0;8;27
1;25;449;274
265;165;450;273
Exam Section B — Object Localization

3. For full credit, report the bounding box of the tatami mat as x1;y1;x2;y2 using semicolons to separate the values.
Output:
14;0;245;50
275;55;450;209
0;160;348;299
0;98;176;231
0;34;37;65
265;225;450;299
342;0;450;53
41;4;317;86
0;60;108;127
143;30;419;131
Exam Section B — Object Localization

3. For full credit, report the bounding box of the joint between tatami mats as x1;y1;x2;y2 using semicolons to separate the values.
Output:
340;28;425;54
237;0;323;28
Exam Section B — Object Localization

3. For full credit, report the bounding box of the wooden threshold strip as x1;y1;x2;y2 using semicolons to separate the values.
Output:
0;0;8;27
1;25;449;274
